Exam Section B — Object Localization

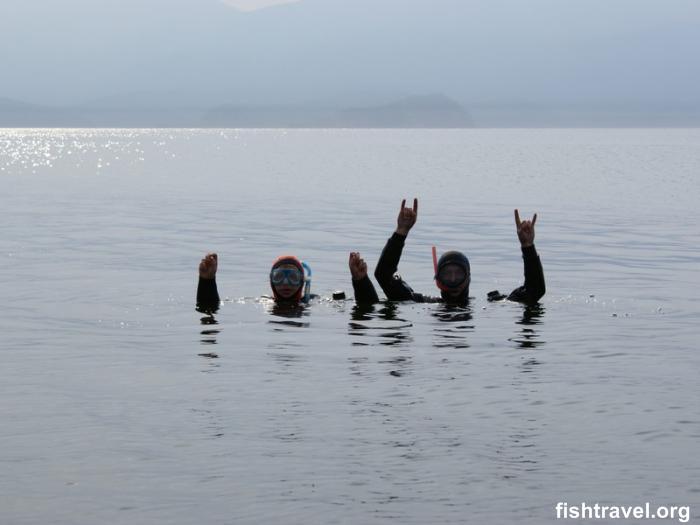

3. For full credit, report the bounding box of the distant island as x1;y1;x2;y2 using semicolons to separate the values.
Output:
3;93;699;128
203;94;473;128
0;94;474;128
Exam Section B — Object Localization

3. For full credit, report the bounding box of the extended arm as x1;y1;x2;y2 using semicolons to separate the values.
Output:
374;199;419;301
349;252;379;304
508;210;545;303
196;253;221;312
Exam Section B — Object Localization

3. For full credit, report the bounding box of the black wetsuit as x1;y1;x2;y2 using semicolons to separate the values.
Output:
196;277;220;312
352;232;545;305
351;275;381;305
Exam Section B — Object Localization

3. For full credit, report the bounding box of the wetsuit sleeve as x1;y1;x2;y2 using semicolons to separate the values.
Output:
508;245;545;304
411;292;442;303
196;277;220;312
352;275;380;304
374;232;417;301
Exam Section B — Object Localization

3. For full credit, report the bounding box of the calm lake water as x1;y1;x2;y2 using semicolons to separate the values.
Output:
1;129;699;524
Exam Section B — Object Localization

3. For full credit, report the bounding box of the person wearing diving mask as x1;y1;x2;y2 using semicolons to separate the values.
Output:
196;253;312;312
432;250;472;302
268;255;310;304
351;198;544;305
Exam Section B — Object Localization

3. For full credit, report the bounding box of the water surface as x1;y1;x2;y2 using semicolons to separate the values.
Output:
1;129;699;524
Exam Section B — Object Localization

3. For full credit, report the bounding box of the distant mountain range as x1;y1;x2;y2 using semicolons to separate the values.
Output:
0;94;474;128
202;95;473;127
2;93;698;127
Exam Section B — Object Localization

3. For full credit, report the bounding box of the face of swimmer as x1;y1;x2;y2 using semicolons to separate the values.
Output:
438;262;470;299
270;263;303;300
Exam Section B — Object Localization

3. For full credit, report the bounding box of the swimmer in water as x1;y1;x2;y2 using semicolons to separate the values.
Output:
350;198;545;305
196;253;313;312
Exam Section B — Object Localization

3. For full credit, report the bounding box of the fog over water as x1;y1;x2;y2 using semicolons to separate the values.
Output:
1;128;699;524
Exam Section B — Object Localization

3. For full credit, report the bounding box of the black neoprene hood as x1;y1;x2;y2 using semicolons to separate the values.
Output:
436;250;471;303
436;250;470;282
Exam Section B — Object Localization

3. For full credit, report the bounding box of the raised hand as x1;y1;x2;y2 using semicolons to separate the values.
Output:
349;252;369;281
396;198;418;236
514;209;537;248
199;253;218;280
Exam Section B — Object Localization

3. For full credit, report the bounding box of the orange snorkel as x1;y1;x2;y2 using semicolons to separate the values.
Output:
432;245;439;278
432;245;449;292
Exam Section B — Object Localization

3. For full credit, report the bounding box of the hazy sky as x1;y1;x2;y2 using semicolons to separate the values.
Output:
1;0;698;110
224;0;301;12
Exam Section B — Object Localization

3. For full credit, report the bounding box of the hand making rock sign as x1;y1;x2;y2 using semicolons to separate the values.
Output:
514;209;537;248
396;198;418;236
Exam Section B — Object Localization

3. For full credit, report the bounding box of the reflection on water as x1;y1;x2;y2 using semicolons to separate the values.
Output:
199;314;220;351
267;301;311;328
265;303;312;364
266;351;307;373
509;305;545;349
348;302;415;376
379;355;413;377
200;330;220;346
348;302;414;347
199;314;218;326
347;355;369;376
431;303;474;349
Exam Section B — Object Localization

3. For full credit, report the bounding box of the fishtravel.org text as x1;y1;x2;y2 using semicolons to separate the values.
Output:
555;502;690;522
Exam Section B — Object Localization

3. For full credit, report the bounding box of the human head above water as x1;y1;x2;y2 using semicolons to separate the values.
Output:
435;250;471;302
270;255;304;303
